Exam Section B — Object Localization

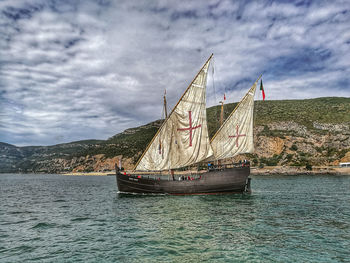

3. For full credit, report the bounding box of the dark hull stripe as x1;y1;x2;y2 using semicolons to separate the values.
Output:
170;191;246;196
117;181;163;193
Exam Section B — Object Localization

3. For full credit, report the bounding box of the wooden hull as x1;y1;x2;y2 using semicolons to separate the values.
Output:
116;167;251;195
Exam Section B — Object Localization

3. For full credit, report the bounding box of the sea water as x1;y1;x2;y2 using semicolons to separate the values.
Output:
0;174;349;262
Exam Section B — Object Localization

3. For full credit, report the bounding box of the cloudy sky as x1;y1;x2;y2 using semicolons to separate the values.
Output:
1;0;349;146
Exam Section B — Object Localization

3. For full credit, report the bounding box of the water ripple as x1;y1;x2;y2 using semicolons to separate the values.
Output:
0;174;349;262
32;222;57;229
71;217;90;222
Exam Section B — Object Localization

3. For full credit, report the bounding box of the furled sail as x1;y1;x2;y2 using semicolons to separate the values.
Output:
210;76;261;160
134;55;214;171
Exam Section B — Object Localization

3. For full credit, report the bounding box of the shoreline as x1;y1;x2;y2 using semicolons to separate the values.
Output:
2;167;349;176
251;166;350;176
62;172;115;176
61;166;350;176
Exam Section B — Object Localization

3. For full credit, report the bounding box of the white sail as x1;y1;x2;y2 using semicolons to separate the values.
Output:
210;77;260;160
135;56;214;171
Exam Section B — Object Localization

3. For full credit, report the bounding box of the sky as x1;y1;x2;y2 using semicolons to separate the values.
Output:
0;0;349;146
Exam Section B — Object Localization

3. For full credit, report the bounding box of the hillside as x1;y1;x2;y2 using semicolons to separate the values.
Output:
1;97;349;173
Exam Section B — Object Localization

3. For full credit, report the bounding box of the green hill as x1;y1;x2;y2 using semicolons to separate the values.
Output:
75;97;350;161
1;97;349;173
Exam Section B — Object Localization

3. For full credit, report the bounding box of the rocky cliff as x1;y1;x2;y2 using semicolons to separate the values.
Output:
1;97;349;173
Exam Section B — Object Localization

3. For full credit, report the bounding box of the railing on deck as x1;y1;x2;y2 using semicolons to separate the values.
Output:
208;161;250;172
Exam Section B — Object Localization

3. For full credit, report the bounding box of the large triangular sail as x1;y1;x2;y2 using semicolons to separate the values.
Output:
210;76;261;160
134;55;214;171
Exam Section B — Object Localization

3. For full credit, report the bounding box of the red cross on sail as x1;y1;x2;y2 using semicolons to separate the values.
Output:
228;125;246;147
177;111;201;147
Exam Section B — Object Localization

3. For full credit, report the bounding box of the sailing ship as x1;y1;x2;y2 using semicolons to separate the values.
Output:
116;54;261;195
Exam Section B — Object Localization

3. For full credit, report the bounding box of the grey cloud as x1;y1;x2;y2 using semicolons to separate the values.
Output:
1;0;349;146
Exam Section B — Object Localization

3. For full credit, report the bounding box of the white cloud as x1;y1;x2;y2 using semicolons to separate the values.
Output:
0;0;349;146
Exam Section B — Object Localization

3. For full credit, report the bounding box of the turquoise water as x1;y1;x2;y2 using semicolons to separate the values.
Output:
0;174;349;263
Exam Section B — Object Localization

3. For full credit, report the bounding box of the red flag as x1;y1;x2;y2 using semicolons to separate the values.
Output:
224;93;226;100
260;80;265;101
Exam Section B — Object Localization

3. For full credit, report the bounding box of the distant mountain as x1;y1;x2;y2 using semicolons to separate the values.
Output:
1;97;349;173
0;140;104;173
